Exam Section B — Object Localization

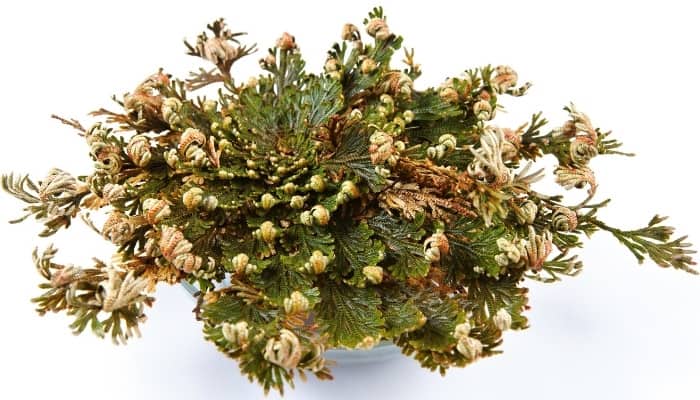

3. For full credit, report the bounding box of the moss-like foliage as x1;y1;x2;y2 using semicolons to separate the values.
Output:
2;7;696;395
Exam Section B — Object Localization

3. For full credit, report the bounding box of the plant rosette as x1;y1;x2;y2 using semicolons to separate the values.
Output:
2;7;696;396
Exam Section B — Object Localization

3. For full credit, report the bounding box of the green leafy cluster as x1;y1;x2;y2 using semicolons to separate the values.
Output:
1;7;696;395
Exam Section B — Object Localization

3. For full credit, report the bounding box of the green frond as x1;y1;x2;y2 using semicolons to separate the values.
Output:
323;125;387;191
280;224;335;270
316;280;384;348
201;289;278;325
379;283;427;338
592;215;697;274
302;77;344;127
464;273;529;330
250;262;315;306
368;212;429;280
330;220;385;286
444;218;507;280
404;292;464;352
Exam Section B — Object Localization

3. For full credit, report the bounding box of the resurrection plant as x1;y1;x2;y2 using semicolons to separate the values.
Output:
3;7;697;394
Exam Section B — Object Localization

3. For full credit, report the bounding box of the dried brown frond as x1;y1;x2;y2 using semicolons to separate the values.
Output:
395;157;459;195
379;182;476;221
80;193;107;210
281;312;309;329
51;114;86;135
125;257;183;291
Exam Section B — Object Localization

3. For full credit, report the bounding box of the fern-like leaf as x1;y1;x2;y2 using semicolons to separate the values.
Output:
444;217;506;280
316;280;384;348
250;262;315;306
464;273;529;330
323;126;386;191
380;285;425;338
280;224;335;271
302;77;344;127
368;212;429;280
405;291;464;352
330;220;384;286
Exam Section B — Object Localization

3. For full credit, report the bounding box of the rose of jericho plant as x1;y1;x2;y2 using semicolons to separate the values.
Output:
2;7;696;394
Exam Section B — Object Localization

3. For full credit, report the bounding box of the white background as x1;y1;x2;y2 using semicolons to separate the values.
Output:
1;1;698;399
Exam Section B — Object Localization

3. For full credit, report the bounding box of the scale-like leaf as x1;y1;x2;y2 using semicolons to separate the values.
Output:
331;220;384;286
201;291;277;325
302;77;344;127
381;287;425;338
369;212;429;279
280;224;335;270
406;292;465;351
444;217;506;280
316;280;384;348
407;89;462;122
250;262;315;306
323;126;386;191
464;273;529;330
